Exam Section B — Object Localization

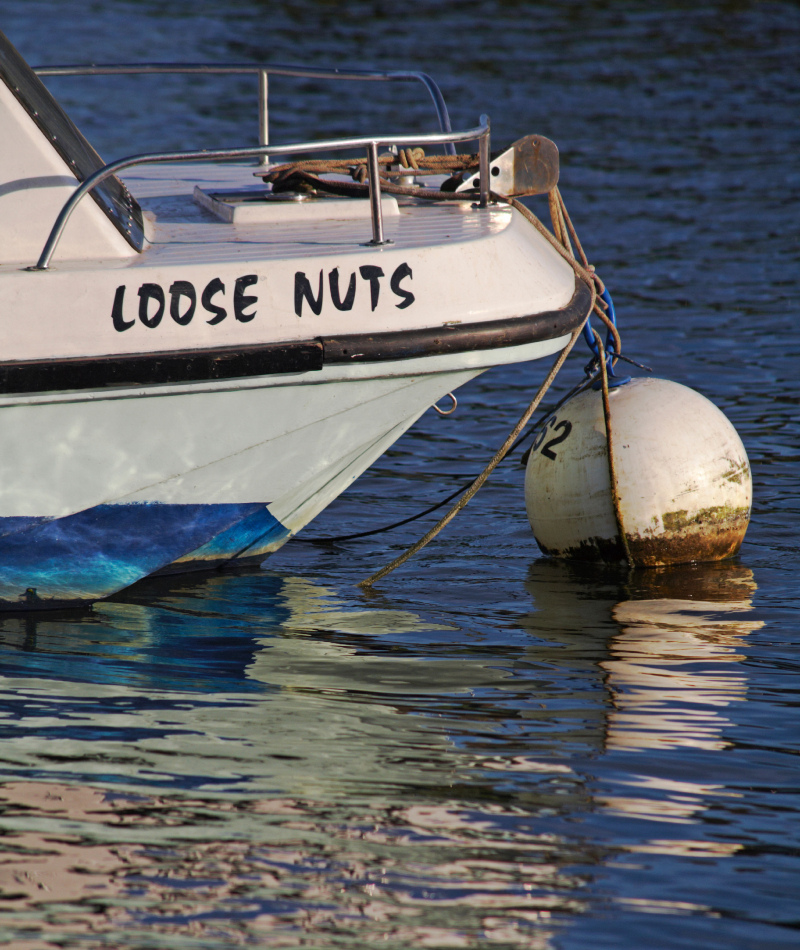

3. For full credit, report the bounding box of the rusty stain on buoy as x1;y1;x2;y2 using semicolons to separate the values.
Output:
627;503;751;567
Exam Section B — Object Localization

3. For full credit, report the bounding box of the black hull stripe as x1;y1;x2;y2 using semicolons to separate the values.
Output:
323;277;590;363
0;278;590;396
0;343;325;395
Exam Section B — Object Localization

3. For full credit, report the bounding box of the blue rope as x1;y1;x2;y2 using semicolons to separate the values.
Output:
583;287;632;389
582;287;620;375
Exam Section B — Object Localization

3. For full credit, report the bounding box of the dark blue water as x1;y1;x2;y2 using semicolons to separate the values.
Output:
1;2;799;947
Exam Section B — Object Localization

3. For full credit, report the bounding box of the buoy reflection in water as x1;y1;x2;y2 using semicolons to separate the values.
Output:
520;560;758;847
606;592;760;752
590;567;759;855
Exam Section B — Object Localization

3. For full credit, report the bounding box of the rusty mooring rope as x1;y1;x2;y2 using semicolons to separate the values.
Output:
260;154;618;586
262;149;482;201
505;192;621;363
594;330;633;566
354;185;618;588
356;326;587;589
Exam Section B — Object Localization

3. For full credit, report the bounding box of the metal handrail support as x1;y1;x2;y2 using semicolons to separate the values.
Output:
478;114;490;208
29;120;490;270
365;142;387;245
33;62;457;157
258;69;269;166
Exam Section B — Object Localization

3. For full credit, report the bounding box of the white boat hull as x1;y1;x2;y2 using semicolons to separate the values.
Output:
0;338;568;606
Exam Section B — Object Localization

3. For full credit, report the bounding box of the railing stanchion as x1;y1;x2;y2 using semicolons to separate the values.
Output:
366;141;388;245
478;114;490;208
258;69;269;166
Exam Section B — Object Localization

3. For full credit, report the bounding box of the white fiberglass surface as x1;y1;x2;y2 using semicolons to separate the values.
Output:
124;163;513;261
0;363;482;519
0;178;576;362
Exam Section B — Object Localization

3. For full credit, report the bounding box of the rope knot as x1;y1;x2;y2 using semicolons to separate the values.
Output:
398;147;425;170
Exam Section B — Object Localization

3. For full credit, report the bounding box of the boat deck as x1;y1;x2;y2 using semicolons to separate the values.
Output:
123;162;516;268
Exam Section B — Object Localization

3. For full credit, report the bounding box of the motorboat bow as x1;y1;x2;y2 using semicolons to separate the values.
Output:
0;30;591;608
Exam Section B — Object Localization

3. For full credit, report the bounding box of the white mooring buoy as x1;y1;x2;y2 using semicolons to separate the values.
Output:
524;377;751;566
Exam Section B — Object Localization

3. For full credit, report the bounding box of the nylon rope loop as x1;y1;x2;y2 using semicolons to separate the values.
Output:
261;151;481;195
354;193;600;588
583;287;621;376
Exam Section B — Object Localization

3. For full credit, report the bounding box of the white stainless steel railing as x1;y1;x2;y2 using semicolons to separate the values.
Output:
33;62;457;165
30;117;491;270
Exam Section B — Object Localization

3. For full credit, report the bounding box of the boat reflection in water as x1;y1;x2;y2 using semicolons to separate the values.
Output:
0;561;760;945
0;571;578;948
